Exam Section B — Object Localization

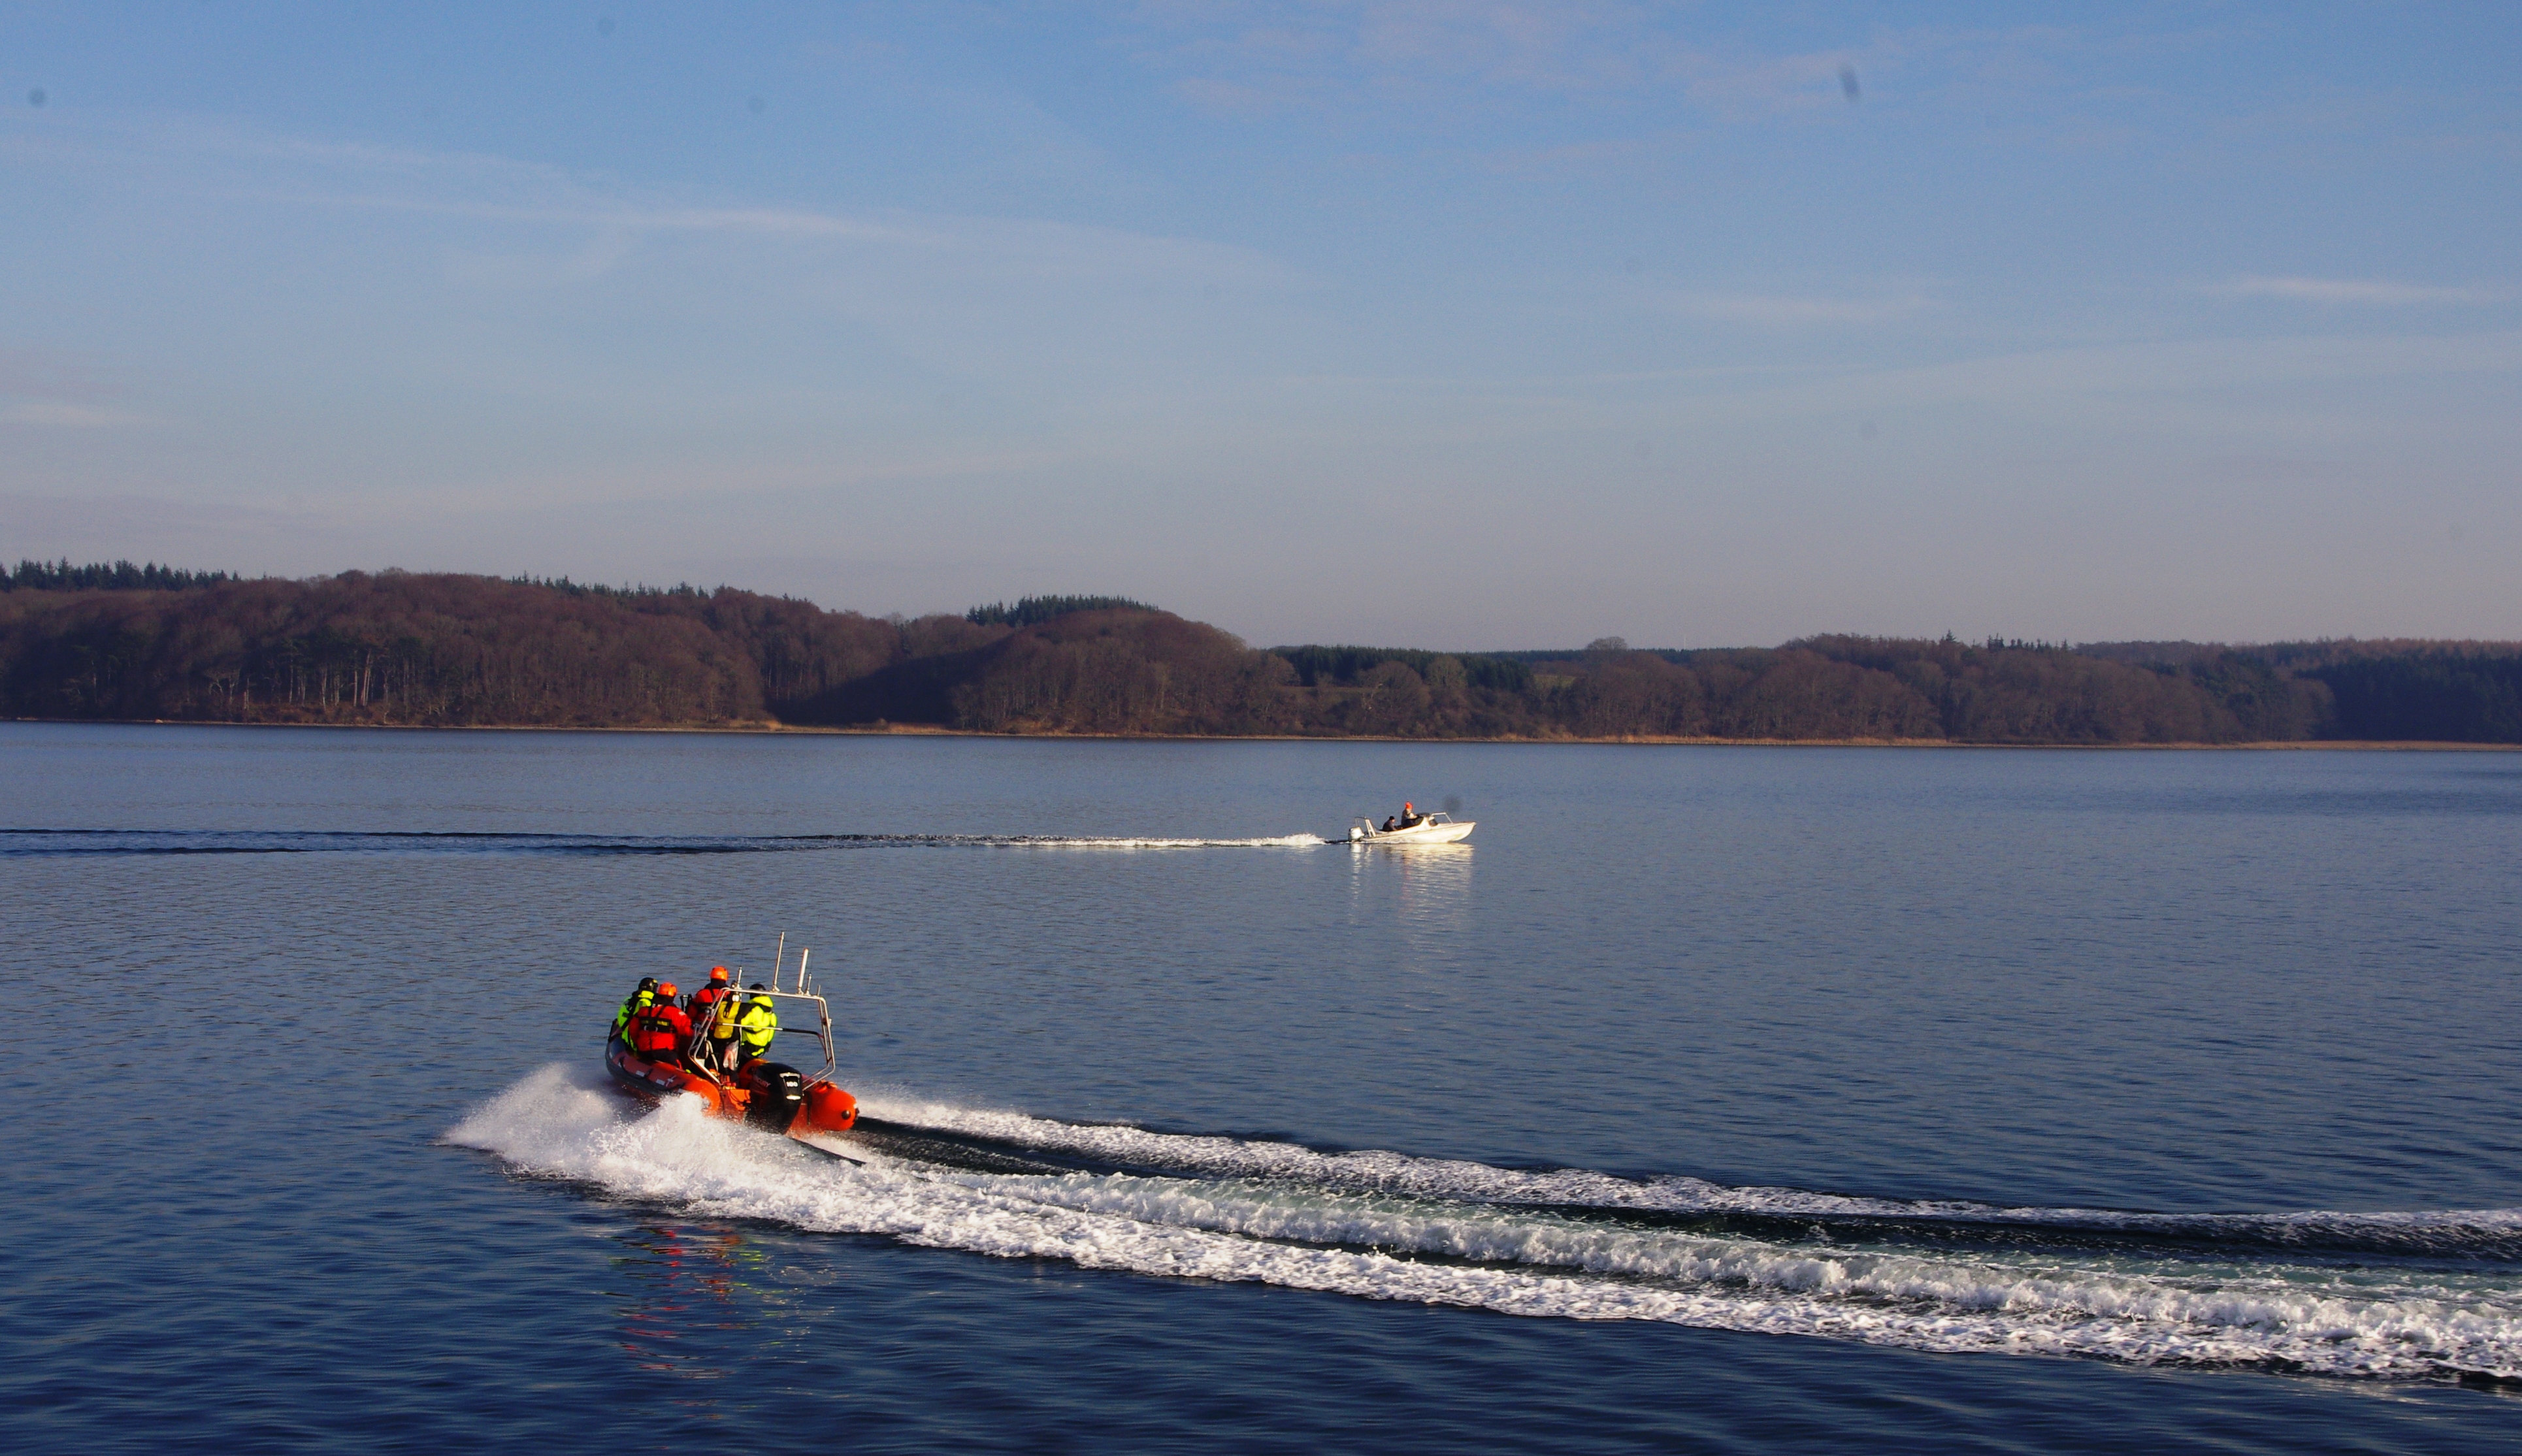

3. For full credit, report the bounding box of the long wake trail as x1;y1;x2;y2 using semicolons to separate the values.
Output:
450;1067;2522;1382
0;828;1330;857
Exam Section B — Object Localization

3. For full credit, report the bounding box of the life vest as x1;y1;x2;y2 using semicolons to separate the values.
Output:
734;995;779;1053
709;994;739;1041
611;988;654;1039
691;984;731;1022
631;1002;691;1058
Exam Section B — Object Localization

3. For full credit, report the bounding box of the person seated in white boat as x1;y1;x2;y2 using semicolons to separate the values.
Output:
1381;814;1399;833
1398;801;1424;829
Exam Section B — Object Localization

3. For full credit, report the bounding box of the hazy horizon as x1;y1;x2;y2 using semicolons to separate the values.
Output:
6;5;2517;651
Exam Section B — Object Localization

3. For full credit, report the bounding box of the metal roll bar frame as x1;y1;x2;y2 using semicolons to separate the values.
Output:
679;931;839;1086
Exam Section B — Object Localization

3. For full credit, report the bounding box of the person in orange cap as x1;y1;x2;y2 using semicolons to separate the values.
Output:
688;966;734;1021
691;967;740;1071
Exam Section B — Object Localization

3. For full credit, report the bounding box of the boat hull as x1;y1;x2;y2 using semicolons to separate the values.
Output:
605;1036;857;1135
1355;819;1475;845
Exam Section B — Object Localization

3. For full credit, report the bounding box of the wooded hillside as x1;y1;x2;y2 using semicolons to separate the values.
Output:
3;563;2516;742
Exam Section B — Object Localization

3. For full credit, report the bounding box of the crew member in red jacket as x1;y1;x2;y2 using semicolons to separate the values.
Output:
630;982;693;1064
688;966;734;1022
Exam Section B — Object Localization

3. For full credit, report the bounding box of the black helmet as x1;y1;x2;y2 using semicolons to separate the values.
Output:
749;982;768;992
638;977;658;990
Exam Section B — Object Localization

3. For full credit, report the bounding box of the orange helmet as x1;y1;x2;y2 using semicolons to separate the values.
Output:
1404;802;1413;812
657;982;680;998
709;967;729;982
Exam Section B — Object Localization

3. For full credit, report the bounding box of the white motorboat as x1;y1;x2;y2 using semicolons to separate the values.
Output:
1348;811;1475;845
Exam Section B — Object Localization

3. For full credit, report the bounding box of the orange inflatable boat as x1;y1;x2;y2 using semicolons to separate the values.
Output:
605;940;857;1139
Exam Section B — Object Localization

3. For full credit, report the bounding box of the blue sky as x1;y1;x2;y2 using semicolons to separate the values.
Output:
3;3;2516;647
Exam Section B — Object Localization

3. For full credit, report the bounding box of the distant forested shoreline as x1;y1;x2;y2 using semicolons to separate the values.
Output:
3;561;2517;744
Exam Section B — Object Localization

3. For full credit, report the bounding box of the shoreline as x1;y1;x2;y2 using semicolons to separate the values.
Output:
6;716;2515;751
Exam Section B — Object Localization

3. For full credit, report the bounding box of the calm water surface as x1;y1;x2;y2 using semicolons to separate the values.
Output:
5;724;2519;1452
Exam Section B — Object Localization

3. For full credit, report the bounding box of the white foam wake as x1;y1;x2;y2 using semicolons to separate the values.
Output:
450;1068;2522;1381
992;833;1330;849
853;1093;2522;1244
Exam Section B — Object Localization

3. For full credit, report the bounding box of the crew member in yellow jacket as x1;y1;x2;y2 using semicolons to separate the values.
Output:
734;985;779;1065
705;986;742;1071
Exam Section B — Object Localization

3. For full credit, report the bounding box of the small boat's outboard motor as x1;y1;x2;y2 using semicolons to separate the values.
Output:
738;1061;808;1131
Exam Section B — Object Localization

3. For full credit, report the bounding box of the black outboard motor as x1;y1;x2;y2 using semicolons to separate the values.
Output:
739;1061;808;1132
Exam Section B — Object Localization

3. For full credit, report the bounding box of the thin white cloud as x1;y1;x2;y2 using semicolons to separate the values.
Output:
1158;1;1660;89
0;400;159;429
1118;7;2047;123
1663;329;2522;436
1655;290;1934;326
23;111;1307;295
2218;276;2502;306
1676;47;1870;117
319;191;921;245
